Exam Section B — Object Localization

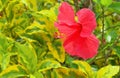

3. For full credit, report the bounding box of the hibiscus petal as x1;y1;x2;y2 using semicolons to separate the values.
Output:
75;34;99;59
64;33;99;59
76;8;97;37
58;2;75;25
54;22;78;37
63;31;79;56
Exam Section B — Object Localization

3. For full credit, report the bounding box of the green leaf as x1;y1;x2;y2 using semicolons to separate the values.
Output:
0;65;27;78
65;54;75;67
38;4;58;21
53;67;87;78
109;2;120;13
114;45;120;58
72;60;94;78
5;0;19;22
0;1;3;11
36;4;59;35
21;0;38;11
30;74;36;78
47;40;65;63
0;33;10;51
16;42;37;73
0;33;13;70
21;21;50;45
100;0;112;6
96;65;119;78
106;30;118;43
93;0;100;3
25;21;46;34
0;0;9;11
0;53;11;70
38;59;61;72
33;72;44;78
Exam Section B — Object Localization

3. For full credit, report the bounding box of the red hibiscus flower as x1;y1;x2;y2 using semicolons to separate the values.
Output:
55;2;99;59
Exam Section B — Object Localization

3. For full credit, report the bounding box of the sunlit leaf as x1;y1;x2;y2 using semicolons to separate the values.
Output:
0;0;9;11
93;0;100;3
15;42;37;73
36;4;59;35
100;0;112;6
5;0;19;22
0;53;11;70
47;40;65;63
25;21;45;33
0;65;27;78
105;30;118;43
53;67;87;78
0;33;13;70
33;72;44;78
96;65;119;78
38;4;58;21
109;2;120;13
72;60;94;78
0;33;10;51
38;59;61;72
21;0;38;11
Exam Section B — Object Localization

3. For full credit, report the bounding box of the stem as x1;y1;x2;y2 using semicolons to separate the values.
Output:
73;0;79;12
101;6;105;44
101;6;107;65
89;0;93;10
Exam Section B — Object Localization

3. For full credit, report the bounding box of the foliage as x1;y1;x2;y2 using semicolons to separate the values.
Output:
0;0;120;78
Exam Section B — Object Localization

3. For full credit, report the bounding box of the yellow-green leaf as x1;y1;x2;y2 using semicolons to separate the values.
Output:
0;65;27;78
0;0;9;11
97;65;120;78
0;33;13;70
38;59;61;72
33;72;44;78
21;0;38;11
72;60;93;78
47;40;65;63
5;0;19;22
16;42;37;73
37;4;59;35
100;0;112;6
53;67;87;78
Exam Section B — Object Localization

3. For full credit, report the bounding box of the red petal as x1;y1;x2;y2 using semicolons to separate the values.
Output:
76;34;99;59
63;31;78;56
58;2;75;25
76;8;97;37
54;22;78;37
64;33;99;59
